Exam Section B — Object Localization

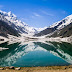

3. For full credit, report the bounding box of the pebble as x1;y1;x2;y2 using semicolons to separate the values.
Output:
15;67;21;70
65;67;67;69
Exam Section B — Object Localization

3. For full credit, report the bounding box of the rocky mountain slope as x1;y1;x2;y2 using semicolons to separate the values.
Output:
0;10;47;38
0;10;39;37
48;22;72;37
0;19;20;37
0;10;72;44
34;27;56;36
35;14;72;37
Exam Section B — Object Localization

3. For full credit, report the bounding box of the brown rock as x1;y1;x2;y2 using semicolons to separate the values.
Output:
0;68;4;70
10;66;15;69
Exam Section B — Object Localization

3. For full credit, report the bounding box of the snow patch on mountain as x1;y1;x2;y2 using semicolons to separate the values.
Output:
0;10;47;35
35;26;47;32
0;36;8;44
50;14;72;30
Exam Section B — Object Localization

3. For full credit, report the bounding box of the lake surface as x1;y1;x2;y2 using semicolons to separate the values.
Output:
0;41;72;67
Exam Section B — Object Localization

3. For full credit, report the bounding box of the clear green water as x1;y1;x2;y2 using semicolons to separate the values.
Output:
0;42;72;67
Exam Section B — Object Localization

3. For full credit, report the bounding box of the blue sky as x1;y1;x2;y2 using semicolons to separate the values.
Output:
0;0;72;28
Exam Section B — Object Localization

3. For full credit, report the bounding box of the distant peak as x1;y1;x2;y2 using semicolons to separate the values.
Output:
8;11;16;17
8;11;12;16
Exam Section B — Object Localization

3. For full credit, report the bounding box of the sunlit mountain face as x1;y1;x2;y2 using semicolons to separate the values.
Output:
0;10;47;38
0;10;72;38
0;41;72;67
34;15;72;37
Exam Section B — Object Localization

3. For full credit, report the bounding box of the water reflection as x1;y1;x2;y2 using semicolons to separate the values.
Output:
0;41;72;67
35;42;72;64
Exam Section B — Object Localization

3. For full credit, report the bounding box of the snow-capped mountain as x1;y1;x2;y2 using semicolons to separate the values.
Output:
0;10;72;38
0;10;39;35
50;14;72;30
35;14;72;37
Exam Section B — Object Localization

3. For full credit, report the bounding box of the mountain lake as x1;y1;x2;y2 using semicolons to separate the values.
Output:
0;41;72;67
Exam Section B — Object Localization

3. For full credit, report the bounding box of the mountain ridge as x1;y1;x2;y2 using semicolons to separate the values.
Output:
0;10;72;44
0;10;47;37
35;14;72;37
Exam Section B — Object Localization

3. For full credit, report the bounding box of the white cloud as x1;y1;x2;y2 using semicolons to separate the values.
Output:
41;10;54;16
33;12;41;17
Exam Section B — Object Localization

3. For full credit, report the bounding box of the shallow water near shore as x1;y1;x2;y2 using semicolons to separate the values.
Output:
0;41;72;67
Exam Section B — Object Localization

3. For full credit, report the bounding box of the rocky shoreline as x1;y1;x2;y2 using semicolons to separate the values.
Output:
0;66;21;70
0;65;72;72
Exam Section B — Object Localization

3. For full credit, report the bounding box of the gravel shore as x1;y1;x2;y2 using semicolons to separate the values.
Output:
0;66;72;72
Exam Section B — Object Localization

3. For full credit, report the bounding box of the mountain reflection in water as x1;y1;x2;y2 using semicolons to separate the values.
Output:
0;41;72;67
